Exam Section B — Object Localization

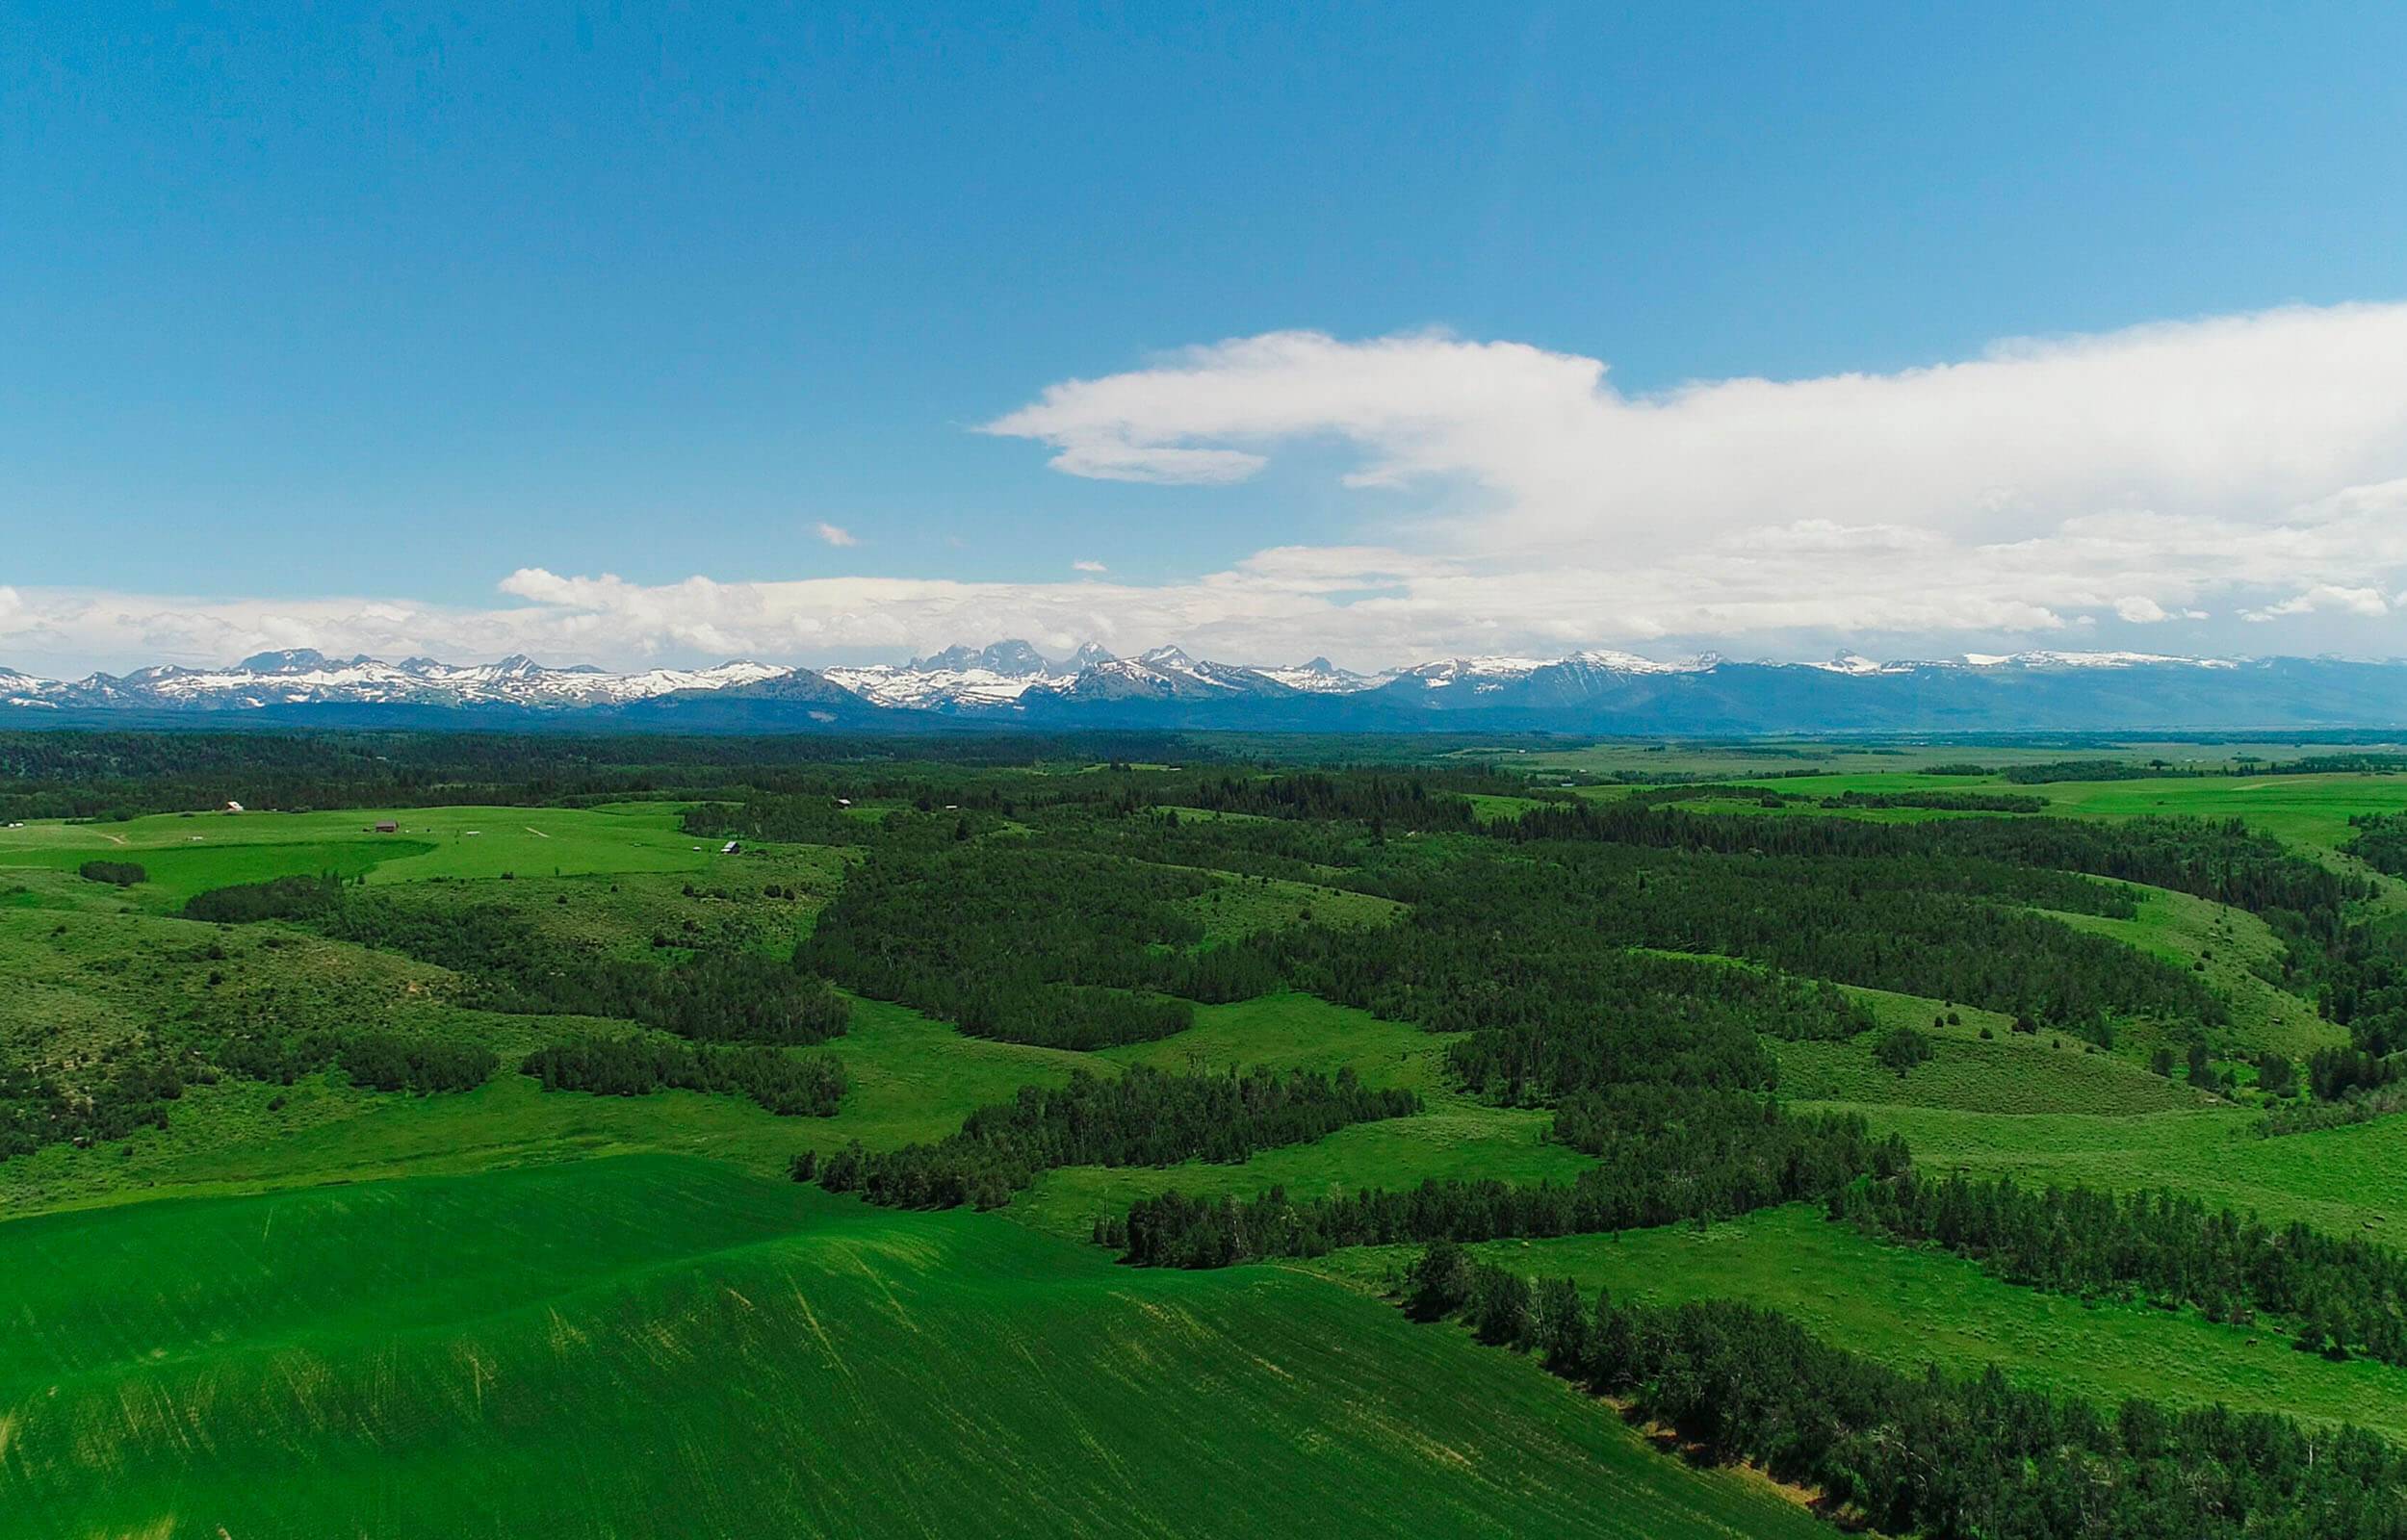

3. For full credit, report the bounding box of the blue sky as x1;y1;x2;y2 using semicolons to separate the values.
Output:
4;2;2406;674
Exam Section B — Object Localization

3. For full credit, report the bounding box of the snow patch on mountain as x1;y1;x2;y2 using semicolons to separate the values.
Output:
1958;651;2240;670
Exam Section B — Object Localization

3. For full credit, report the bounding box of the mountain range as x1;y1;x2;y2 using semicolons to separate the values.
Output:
6;643;2407;733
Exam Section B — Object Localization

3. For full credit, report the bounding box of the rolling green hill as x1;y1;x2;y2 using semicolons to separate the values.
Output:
0;1155;1825;1540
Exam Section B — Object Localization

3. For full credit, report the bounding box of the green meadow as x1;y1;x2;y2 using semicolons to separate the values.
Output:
11;743;2407;1537
0;801;727;903
0;1156;1825;1540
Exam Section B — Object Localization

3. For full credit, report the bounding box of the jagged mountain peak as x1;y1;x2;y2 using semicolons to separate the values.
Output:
907;639;1066;678
236;648;338;674
2;645;2398;732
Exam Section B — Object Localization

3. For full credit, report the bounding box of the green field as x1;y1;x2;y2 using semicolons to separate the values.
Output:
0;1156;1826;1540
11;743;2407;1536
0;802;731;901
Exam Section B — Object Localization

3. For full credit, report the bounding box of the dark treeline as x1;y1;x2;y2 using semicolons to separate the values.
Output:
2305;915;2407;1075
1261;919;1862;1102
5;1021;496;1162
798;845;1251;1048
76;859;147;886
184;872;346;924
1502;802;2359;929
1618;783;1806;806
1842;1169;2407;1365
1502;798;2407;1052
2000;752;2407;785
1821;789;2049;812
2347;811;2407;881
1083;809;1382;886
531;951;851;1047
1409;1249;2407;1540
2312;1045;2402;1102
814;1065;1416;1210
331;902;852;1043
1101;1093;1899;1267
521;1038;845;1116
1163;771;1497;831
336;1032;496;1092
183;877;852;1046
1256;842;2216;1052
2001;757;2170;783
0;728;1221;821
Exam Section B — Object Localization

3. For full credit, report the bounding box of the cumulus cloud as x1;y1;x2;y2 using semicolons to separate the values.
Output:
8;303;2407;676
813;522;860;548
984;308;2407;552
2242;584;2394;623
1072;559;1108;573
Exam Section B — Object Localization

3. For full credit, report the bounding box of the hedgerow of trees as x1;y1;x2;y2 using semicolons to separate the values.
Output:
813;1065;1418;1210
1407;1247;2407;1540
522;1038;845;1116
1100;1092;1902;1267
1841;1169;2407;1364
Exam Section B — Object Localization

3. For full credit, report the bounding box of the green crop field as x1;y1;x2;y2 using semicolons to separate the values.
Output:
11;733;2407;1535
0;1156;1825;1540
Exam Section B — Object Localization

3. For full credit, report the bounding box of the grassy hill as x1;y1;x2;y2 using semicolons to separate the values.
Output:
0;1155;1825;1540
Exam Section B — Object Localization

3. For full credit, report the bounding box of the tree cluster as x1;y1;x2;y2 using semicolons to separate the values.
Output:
1841;1169;2407;1364
184;879;853;1047
1102;1092;1900;1267
814;1065;1417;1210
1408;1248;2407;1540
183;872;347;924
0;1057;185;1159
1871;1023;1934;1073
521;1038;846;1116
1161;770;1493;831
798;845;1252;1048
1259;840;2208;1057
1821;789;2048;812
2345;810;2407;880
337;1032;497;1093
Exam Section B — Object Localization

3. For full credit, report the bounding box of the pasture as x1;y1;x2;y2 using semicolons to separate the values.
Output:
0;1156;1827;1540
0;801;727;904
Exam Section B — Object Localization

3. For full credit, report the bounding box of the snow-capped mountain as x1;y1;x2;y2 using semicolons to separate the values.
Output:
825;639;1099;710
0;650;790;712
1054;646;1305;703
1954;650;2241;671
5;641;2405;732
1255;656;1388;694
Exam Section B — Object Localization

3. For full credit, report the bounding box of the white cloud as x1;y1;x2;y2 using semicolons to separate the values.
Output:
2242;584;2394;623
814;522;860;548
984;309;2407;558
7;304;2407;676
1072;559;1108;573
